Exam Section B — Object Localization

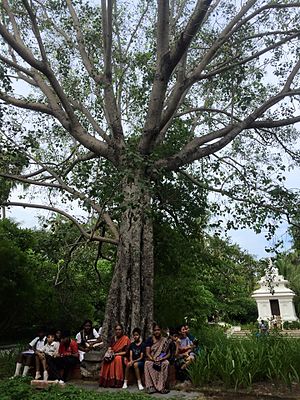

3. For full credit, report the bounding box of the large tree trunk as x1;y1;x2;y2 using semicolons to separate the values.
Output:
101;172;154;340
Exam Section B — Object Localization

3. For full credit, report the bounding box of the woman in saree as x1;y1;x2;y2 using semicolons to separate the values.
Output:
144;323;170;394
99;324;130;387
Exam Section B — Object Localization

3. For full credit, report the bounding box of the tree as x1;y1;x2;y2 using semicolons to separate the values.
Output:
0;0;299;337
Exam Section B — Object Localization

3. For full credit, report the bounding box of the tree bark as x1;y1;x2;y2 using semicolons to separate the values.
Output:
101;172;154;341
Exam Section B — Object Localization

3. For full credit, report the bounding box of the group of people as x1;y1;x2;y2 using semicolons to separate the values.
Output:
99;322;198;394
12;320;198;394
12;327;82;383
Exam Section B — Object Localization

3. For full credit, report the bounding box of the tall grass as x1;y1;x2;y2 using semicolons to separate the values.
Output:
189;327;300;390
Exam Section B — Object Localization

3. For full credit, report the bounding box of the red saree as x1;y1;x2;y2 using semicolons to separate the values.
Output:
99;335;130;387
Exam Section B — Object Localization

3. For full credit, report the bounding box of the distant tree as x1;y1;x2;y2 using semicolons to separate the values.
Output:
0;1;299;336
0;219;105;337
154;220;259;326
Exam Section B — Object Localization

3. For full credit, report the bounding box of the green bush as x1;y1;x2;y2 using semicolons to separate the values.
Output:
0;379;152;400
283;321;300;330
188;330;300;390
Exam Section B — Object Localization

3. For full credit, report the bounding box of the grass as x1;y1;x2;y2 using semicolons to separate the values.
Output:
188;327;300;390
0;378;154;400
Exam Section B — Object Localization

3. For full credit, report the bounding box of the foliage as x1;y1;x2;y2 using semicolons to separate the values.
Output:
154;224;259;327
276;251;300;316
282;321;300;330
0;379;151;400
0;218;109;339
0;347;22;380
188;326;300;389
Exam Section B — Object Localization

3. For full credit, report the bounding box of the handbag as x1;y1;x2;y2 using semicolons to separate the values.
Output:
104;349;115;362
152;362;161;371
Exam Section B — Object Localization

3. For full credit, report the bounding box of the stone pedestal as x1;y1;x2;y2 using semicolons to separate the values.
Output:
80;350;102;379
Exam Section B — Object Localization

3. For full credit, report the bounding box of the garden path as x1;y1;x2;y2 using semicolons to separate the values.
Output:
71;380;300;400
73;380;205;399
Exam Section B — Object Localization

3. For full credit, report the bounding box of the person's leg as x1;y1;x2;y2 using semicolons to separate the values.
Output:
22;354;34;376
47;357;64;381
134;362;144;390
122;365;130;388
144;360;156;393
41;355;47;371
35;355;41;379
13;362;22;377
42;354;51;380
156;360;169;394
61;356;78;382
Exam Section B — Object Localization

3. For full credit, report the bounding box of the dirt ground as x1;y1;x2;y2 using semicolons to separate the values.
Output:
71;379;300;400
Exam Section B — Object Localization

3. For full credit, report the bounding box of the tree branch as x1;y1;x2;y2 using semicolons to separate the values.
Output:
21;0;48;62
154;87;300;171
0;91;55;116
101;0;124;154
159;2;300;136
2;134;120;241
179;170;298;225
66;0;103;83
3;201;118;245
169;0;212;70
139;0;212;155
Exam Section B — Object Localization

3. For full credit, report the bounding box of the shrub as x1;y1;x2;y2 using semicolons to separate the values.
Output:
283;321;300;330
0;346;24;380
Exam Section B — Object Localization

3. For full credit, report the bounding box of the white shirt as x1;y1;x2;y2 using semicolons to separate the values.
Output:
40;341;59;356
76;329;100;362
29;337;46;351
76;329;99;344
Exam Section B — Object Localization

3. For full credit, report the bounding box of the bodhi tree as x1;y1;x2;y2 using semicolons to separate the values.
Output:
0;0;299;337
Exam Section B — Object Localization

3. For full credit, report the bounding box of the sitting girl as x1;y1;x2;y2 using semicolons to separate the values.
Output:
122;327;145;390
76;319;102;362
12;328;46;378
35;331;59;380
175;324;196;381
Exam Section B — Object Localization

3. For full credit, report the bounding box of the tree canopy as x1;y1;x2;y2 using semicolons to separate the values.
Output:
0;0;299;335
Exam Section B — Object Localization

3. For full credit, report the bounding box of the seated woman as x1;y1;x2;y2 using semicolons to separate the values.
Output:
122;327;145;390
144;323;170;394
175;324;196;381
76;319;102;362
99;324;130;388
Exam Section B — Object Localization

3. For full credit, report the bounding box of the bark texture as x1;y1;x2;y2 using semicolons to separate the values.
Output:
101;173;154;340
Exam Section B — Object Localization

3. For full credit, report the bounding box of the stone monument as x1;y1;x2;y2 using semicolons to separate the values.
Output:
252;260;298;325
